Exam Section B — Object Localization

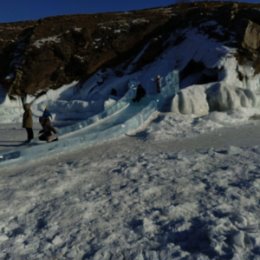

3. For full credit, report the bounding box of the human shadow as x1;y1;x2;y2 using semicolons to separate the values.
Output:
0;141;25;147
156;217;220;259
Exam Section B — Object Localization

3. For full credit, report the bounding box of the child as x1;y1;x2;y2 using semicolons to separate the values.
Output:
39;117;58;142
42;106;52;120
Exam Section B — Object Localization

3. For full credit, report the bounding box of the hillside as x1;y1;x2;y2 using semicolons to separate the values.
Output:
0;2;259;102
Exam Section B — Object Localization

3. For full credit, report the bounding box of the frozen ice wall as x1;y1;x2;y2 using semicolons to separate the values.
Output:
58;81;138;135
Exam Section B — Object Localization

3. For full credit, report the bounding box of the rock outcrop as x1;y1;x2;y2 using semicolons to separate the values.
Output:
207;84;256;111
242;20;260;51
0;11;172;97
171;85;209;116
0;2;259;103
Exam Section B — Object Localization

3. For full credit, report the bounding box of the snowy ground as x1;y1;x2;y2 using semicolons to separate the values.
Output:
0;112;259;260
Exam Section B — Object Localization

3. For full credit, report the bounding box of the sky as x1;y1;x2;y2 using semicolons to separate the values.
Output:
0;0;259;23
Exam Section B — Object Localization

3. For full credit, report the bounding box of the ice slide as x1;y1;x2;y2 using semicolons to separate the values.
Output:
58;80;138;136
0;71;179;165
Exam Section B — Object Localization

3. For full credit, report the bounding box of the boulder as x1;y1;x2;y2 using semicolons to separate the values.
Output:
242;20;260;51
207;83;256;111
171;85;209;116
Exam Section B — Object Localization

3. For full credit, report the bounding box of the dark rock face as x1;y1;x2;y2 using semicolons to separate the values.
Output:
0;2;259;98
0;11;172;97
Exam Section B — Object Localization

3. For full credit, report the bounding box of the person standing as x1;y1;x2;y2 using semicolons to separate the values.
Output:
132;83;146;103
22;103;34;143
155;74;161;93
151;74;162;93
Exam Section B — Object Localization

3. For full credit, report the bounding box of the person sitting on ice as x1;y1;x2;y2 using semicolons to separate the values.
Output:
110;88;117;98
38;117;58;142
42;106;52;120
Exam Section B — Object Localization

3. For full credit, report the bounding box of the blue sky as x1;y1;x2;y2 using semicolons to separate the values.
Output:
0;0;258;23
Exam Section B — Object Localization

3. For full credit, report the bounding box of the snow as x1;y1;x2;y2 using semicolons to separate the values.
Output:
73;27;82;32
0;24;260;259
171;84;209;116
33;35;61;48
0;124;260;259
131;18;149;25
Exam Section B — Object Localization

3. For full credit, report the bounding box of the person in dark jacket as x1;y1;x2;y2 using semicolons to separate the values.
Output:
39;117;58;142
155;74;161;93
42;106;52;120
110;88;117;97
22;103;34;143
132;83;146;103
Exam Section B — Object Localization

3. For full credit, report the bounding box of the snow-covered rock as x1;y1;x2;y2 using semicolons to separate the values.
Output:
242;20;260;51
104;97;117;110
207;83;256;111
171;84;209;116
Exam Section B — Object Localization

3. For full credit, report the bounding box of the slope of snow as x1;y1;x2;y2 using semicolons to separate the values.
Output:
0;123;260;260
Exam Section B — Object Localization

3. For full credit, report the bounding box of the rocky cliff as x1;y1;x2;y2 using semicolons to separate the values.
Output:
0;2;259;100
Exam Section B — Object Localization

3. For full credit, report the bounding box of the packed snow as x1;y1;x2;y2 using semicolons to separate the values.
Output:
0;24;259;260
33;35;61;48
